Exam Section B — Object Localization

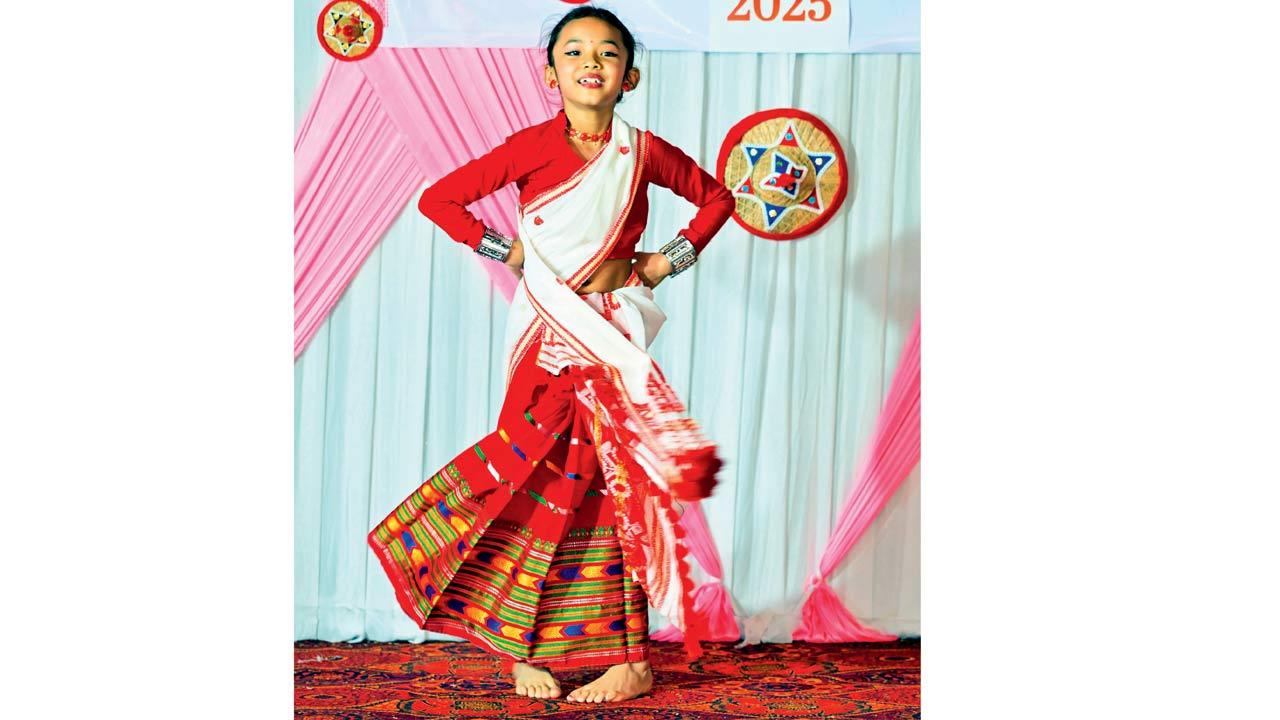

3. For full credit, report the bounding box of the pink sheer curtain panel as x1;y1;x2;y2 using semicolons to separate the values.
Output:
295;60;421;358
295;48;560;358
651;502;741;642
792;314;921;642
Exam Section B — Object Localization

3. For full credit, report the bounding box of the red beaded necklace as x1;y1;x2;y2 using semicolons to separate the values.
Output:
565;124;612;143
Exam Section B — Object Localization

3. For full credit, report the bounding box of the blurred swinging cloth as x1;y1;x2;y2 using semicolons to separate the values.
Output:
368;113;725;667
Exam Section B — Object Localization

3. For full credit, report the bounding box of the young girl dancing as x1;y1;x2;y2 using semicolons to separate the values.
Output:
367;5;735;704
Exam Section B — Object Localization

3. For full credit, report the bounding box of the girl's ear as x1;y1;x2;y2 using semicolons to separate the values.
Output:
624;67;641;92
544;65;558;89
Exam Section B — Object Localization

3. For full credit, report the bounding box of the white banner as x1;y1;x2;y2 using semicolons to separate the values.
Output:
380;0;918;53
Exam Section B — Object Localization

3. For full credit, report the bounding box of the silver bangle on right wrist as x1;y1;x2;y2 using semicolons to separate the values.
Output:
476;227;514;262
659;235;697;277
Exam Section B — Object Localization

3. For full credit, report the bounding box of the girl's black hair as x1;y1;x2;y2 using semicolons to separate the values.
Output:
542;5;643;104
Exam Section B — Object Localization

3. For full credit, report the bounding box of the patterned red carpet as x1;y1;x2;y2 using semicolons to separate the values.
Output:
295;639;920;719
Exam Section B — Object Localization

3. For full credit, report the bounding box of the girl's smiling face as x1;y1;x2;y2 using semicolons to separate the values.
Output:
546;17;639;112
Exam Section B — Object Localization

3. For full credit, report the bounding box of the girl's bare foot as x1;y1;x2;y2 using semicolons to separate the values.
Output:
565;660;653;703
512;661;561;699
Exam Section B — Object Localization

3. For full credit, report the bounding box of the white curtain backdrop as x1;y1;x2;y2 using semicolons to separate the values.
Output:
294;12;919;642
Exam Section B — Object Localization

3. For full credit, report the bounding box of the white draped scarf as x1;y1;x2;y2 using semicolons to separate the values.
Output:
503;113;661;401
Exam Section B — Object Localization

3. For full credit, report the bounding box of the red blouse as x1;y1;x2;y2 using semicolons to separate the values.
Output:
418;109;735;260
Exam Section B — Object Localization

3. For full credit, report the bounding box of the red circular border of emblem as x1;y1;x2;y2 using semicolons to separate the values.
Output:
716;108;849;242
316;0;384;63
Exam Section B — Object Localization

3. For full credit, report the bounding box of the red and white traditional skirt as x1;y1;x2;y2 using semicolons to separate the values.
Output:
368;296;657;669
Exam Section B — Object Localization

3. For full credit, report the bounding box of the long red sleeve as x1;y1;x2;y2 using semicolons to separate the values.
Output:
417;139;519;251
644;133;736;254
416;116;736;258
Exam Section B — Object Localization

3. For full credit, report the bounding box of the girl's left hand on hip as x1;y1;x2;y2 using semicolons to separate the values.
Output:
632;252;673;288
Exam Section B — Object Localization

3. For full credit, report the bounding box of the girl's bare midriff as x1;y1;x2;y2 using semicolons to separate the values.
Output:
576;257;634;295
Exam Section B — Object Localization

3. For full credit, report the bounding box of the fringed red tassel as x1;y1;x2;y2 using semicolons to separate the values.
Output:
666;497;706;661
792;579;898;643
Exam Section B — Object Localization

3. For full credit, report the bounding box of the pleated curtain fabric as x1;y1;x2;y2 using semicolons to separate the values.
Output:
294;58;422;358
295;47;559;358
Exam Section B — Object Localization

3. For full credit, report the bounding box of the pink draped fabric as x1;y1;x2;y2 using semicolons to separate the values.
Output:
295;48;560;357
650;502;741;643
793;314;921;643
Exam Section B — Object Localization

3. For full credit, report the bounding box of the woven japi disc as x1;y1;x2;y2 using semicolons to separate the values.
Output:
317;0;383;62
716;109;849;241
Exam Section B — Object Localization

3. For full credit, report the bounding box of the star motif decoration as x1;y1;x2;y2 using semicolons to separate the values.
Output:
762;151;808;199
731;122;837;231
324;5;374;57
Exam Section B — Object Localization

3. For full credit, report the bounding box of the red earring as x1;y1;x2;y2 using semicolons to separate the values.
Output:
550;79;558;89
622;82;633;91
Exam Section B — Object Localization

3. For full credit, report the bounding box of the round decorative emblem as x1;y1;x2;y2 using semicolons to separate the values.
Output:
716;108;849;241
316;0;383;62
